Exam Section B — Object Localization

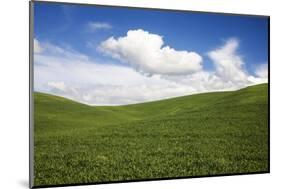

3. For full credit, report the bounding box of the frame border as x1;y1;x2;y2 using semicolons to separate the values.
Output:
29;1;270;188
29;1;34;188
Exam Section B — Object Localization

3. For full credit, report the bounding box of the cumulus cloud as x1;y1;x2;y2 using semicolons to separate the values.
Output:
34;36;268;105
87;21;112;32
99;29;202;75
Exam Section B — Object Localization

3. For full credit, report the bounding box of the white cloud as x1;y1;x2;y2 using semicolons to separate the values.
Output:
35;56;185;105
208;38;250;85
34;38;43;53
99;29;202;75
208;38;268;86
255;63;268;78
34;36;268;106
34;41;181;105
87;22;112;31
47;81;67;92
36;41;89;61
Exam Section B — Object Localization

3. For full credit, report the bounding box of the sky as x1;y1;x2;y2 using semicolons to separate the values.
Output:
33;2;269;105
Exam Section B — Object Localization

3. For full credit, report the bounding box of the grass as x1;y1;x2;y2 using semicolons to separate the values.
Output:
33;83;269;187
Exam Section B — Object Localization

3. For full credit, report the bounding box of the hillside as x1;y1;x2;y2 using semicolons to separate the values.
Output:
33;83;269;187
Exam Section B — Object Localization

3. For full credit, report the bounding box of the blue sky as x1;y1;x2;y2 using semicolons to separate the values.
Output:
33;2;269;105
34;2;268;73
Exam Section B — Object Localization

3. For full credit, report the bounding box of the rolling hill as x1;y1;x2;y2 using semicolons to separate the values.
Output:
33;83;269;187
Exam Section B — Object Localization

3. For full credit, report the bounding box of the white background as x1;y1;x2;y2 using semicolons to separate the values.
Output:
0;0;280;188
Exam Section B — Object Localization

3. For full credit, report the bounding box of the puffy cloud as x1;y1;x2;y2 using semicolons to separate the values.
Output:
255;63;268;78
34;38;43;54
87;22;112;32
99;29;202;75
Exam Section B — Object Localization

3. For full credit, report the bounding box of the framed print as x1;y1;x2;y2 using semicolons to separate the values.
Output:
29;1;270;188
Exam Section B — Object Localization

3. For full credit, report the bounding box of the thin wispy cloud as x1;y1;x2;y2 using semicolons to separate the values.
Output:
34;38;43;54
208;38;250;85
255;63;268;78
87;21;112;32
51;5;74;33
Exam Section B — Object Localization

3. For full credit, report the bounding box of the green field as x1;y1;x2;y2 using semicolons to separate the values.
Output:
33;83;269;186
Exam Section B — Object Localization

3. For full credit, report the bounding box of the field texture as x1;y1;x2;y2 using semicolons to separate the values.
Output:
33;83;269;186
